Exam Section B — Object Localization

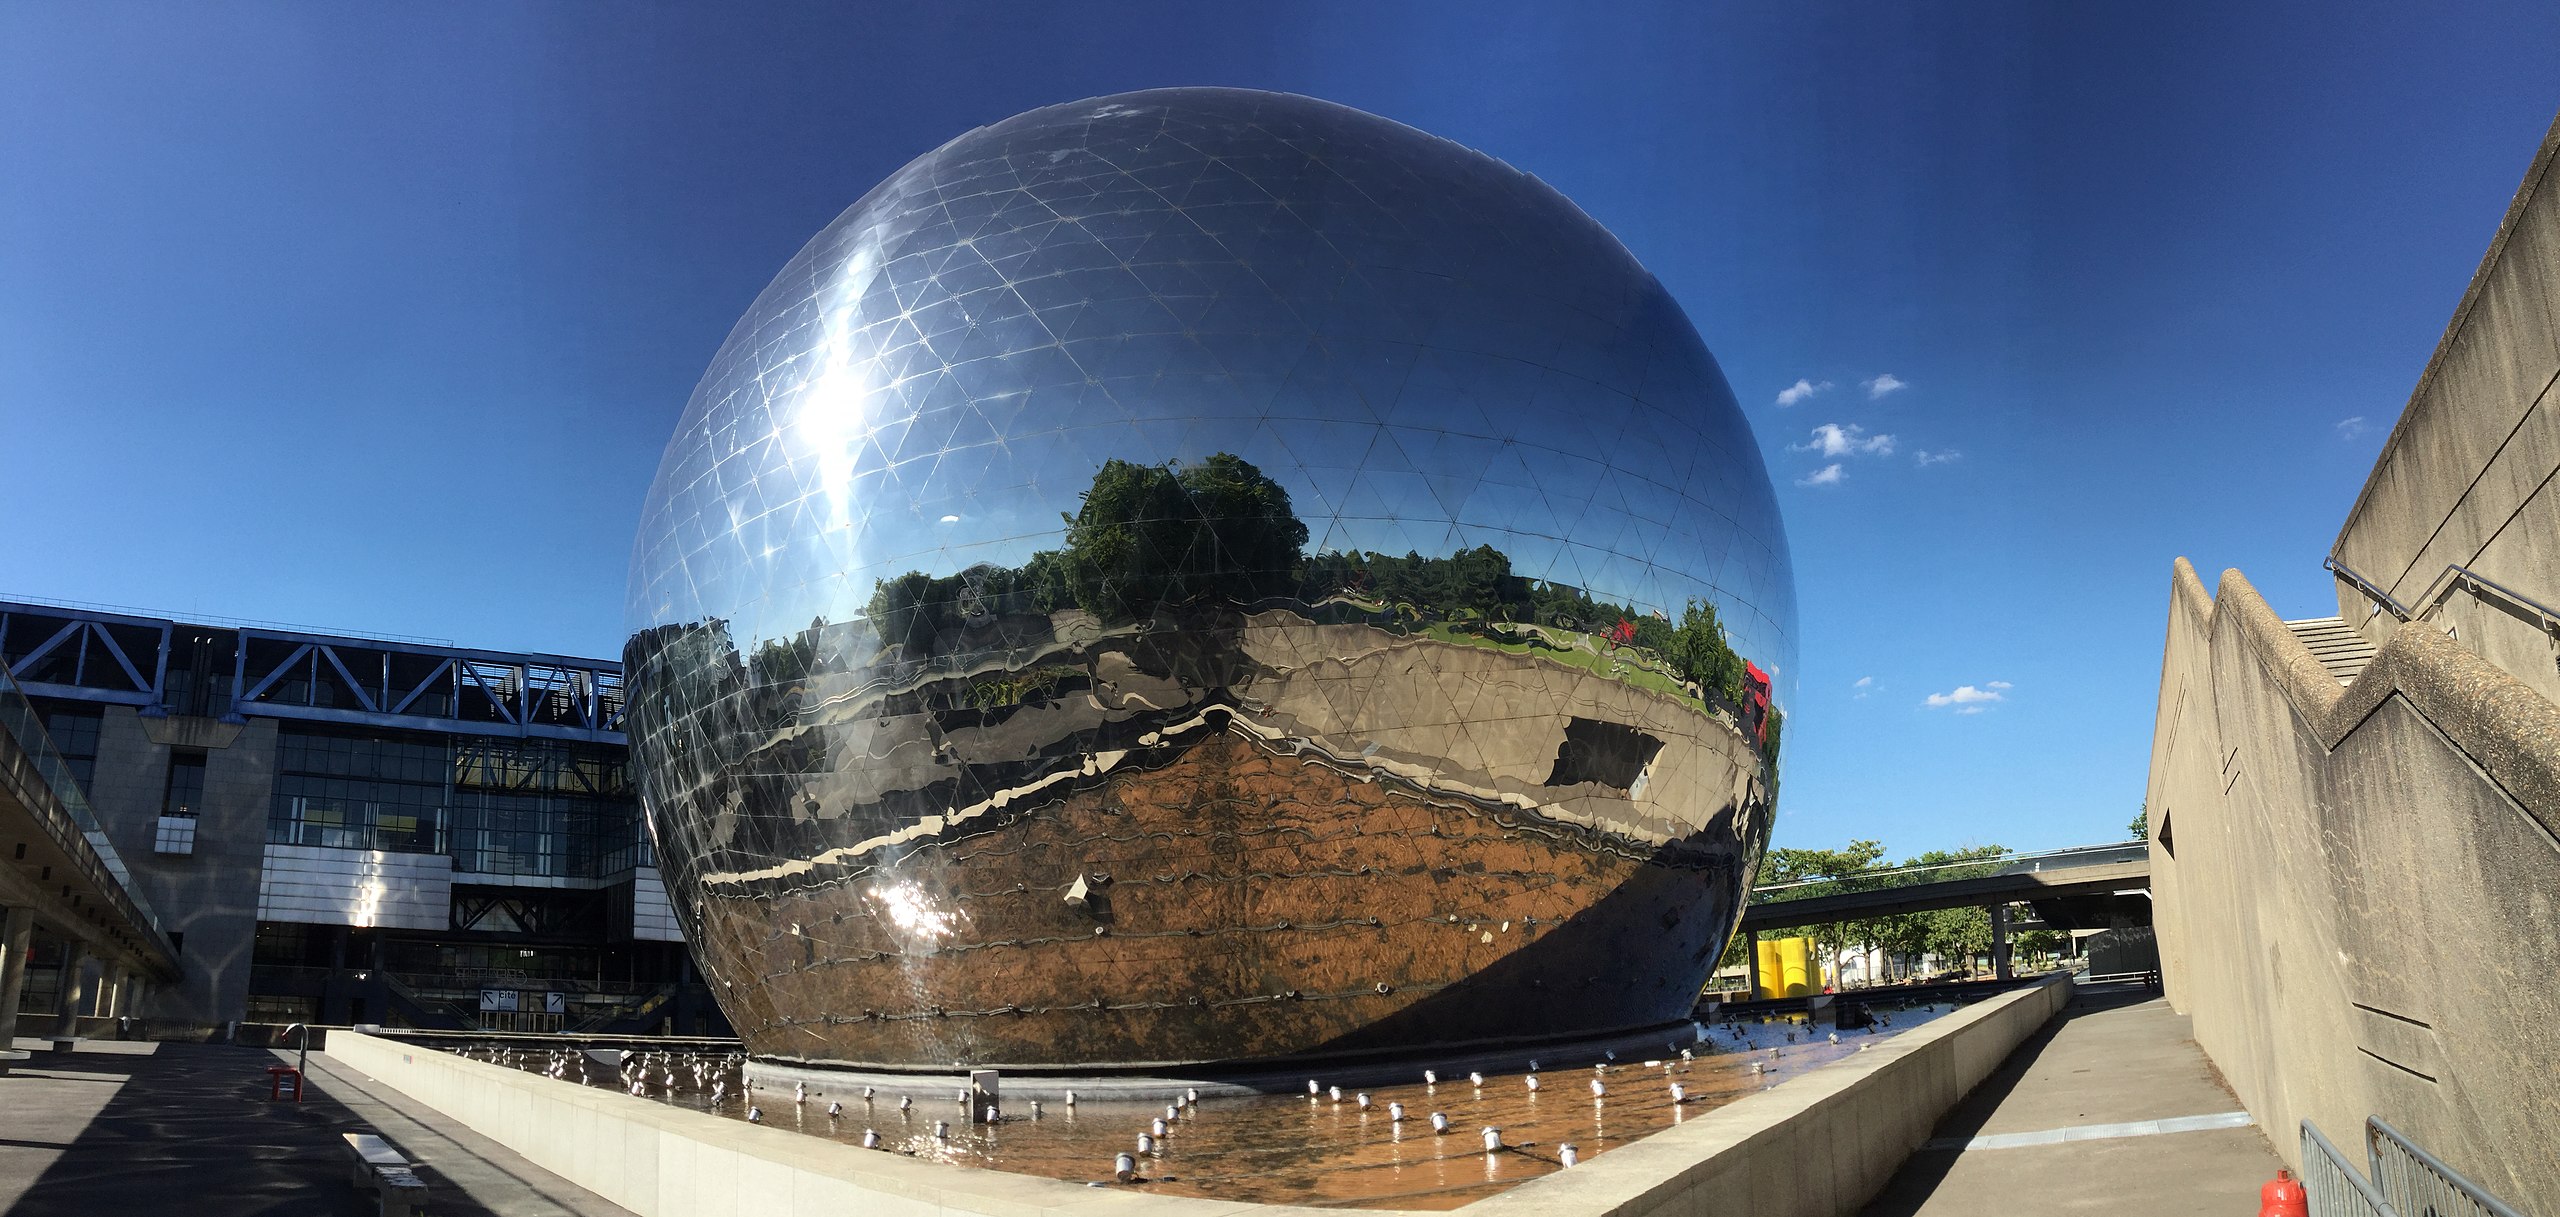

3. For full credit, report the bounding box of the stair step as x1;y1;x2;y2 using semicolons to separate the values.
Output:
2282;617;2375;686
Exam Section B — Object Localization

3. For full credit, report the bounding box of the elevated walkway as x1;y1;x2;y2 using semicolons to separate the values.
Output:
0;668;178;1044
1739;842;2148;933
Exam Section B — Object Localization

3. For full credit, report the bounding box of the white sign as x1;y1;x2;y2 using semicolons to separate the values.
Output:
478;989;519;1012
543;992;565;1014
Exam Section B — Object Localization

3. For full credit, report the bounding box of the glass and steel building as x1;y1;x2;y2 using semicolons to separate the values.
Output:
0;597;725;1036
629;86;1795;1070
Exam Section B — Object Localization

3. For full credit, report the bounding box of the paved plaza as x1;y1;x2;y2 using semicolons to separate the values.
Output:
0;1036;627;1217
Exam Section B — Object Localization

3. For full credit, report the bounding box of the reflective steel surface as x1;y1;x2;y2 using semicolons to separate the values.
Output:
626;87;1796;1069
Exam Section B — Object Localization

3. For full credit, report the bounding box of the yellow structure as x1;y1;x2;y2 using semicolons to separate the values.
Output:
1754;936;1825;998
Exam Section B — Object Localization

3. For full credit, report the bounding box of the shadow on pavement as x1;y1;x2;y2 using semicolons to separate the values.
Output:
5;1042;504;1217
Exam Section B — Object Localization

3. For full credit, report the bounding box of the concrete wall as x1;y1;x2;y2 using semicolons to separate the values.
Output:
324;977;2069;1217
1463;976;2070;1217
82;707;274;1029
325;1029;1347;1217
2331;113;2560;704
2147;560;2560;1210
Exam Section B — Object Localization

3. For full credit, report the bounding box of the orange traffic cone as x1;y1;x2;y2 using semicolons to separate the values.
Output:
2259;1168;2307;1217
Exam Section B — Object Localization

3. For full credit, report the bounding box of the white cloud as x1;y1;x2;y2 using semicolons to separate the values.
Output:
2335;416;2368;440
1797;463;1845;487
1863;373;1908;399
1797;423;1897;458
1924;683;2008;709
1775;378;1832;407
1853;675;1872;699
1916;449;1962;466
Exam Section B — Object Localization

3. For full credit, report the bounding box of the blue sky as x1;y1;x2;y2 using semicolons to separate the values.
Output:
5;3;2555;855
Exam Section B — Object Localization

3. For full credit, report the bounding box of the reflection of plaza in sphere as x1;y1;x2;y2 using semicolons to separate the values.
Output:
625;87;1797;1070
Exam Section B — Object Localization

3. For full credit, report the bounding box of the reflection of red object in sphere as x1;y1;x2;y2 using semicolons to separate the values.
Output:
2258;1169;2306;1217
1610;619;1636;646
1743;661;1773;742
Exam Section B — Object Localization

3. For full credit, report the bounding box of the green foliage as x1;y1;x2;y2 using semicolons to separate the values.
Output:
964;665;1082;710
855;451;1779;752
1753;840;2017;983
1761;840;1891;961
2129;802;2148;842
1060;454;1308;619
1666;598;1747;704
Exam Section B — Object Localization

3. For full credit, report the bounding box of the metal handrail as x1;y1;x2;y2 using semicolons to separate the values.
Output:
2303;1119;2399;1217
2328;555;2560;639
2366;1117;2526;1217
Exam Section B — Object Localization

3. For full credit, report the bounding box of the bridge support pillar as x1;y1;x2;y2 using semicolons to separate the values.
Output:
1990;903;2012;981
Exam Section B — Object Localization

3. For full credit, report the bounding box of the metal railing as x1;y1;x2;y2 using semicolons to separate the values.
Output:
2304;1119;2397;1217
2367;1117;2525;1217
2328;555;2560;644
2300;1117;2526;1217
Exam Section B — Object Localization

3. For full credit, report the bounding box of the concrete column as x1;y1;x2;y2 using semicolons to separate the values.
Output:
0;907;34;1045
1742;929;1761;998
53;945;91;1035
1990;903;2013;981
102;962;129;1019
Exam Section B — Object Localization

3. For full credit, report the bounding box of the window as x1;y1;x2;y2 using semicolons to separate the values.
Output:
268;729;450;854
163;750;205;815
262;727;644;874
42;709;101;795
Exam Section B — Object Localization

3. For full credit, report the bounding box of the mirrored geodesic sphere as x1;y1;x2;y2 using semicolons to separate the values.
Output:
626;87;1795;1070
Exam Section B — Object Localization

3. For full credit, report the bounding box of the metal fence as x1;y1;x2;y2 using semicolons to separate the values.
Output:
2303;1120;2397;1217
2367;1118;2525;1217
2301;1118;2527;1217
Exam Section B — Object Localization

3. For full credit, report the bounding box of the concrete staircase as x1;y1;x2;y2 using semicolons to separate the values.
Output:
2283;617;2379;686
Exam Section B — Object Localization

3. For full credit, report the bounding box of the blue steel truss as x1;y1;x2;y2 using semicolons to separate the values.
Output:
0;600;624;744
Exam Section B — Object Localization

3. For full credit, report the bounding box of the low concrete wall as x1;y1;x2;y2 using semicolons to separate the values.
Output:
1462;976;2071;1217
325;976;2067;1217
326;1029;1350;1217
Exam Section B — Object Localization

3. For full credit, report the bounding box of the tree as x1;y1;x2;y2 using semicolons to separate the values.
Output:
2128;802;2148;842
1897;845;2011;973
1060;453;1308;621
1666;598;1745;704
1761;840;1892;974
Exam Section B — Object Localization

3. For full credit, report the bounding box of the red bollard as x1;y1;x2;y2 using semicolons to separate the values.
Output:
266;1065;304;1103
2259;1168;2307;1217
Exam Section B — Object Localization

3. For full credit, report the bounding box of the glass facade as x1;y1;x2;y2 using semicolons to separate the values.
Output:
42;707;100;794
626;88;1796;1068
267;728;647;877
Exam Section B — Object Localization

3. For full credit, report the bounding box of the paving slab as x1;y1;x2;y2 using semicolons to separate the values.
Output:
1860;982;2284;1217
